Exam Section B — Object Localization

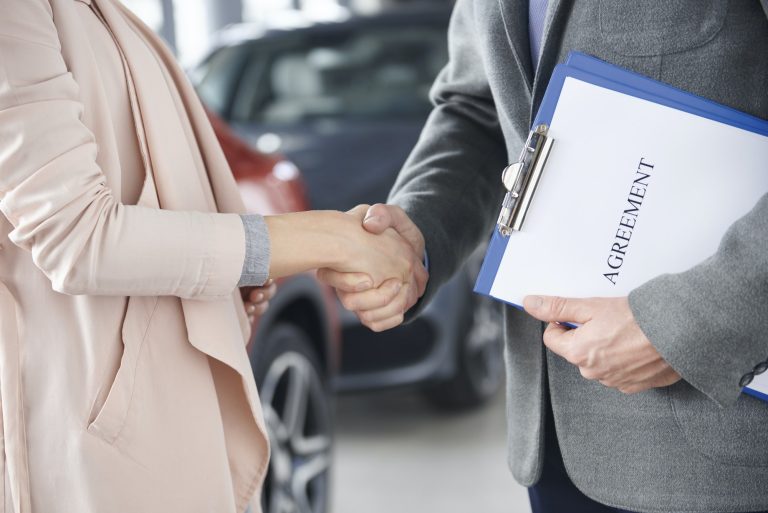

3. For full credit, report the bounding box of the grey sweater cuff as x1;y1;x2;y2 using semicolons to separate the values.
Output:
238;214;271;287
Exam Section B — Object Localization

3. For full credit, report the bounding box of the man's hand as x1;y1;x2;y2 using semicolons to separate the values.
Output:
318;204;428;332
523;295;681;394
241;279;277;324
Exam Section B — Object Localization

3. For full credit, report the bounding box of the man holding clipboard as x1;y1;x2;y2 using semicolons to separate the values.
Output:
320;2;768;512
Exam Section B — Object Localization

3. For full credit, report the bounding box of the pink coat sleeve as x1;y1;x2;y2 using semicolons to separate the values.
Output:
0;0;246;298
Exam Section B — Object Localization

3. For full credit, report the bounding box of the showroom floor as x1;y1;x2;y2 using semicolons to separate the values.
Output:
332;389;532;513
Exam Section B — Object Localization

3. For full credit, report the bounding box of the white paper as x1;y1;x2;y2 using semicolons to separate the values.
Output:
749;372;768;400
489;78;768;305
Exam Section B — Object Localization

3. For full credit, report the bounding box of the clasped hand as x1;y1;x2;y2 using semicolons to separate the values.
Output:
318;204;428;332
523;295;681;394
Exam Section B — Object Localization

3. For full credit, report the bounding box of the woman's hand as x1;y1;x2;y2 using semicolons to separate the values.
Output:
264;208;423;290
241;279;277;324
317;204;428;332
331;205;424;289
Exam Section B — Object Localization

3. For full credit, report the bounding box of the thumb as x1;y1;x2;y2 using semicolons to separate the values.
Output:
523;295;593;324
364;204;424;252
361;203;393;235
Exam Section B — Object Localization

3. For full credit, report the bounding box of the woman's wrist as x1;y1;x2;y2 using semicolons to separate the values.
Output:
264;211;355;278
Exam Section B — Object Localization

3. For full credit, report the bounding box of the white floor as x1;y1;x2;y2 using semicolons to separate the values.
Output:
332;389;532;513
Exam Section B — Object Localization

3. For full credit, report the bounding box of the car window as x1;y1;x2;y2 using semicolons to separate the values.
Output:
194;46;249;115
229;26;448;124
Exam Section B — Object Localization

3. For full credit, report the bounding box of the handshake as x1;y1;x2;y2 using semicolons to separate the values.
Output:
258;203;427;331
317;203;429;332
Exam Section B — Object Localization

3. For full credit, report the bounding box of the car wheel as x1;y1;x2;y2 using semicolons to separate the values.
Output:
252;323;333;513
424;287;505;411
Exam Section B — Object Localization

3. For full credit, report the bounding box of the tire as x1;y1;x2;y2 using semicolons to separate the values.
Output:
251;323;333;513
423;269;505;411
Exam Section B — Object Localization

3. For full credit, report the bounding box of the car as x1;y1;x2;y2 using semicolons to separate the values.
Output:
195;4;504;411
208;112;339;513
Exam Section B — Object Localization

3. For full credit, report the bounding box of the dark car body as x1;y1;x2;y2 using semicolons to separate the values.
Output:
197;5;503;410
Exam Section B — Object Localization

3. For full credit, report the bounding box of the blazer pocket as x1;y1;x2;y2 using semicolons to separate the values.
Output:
599;0;727;57
670;382;768;467
87;296;158;445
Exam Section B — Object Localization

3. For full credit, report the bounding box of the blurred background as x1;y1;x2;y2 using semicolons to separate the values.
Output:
121;0;530;511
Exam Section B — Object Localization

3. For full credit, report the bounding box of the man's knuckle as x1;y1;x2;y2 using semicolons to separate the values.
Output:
339;294;355;311
567;347;585;366
396;295;408;313
551;297;569;318
369;321;384;333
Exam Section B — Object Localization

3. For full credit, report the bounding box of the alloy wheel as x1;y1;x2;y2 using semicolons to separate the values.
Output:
260;349;332;513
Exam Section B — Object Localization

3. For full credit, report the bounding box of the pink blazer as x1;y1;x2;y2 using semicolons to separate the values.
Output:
0;0;268;511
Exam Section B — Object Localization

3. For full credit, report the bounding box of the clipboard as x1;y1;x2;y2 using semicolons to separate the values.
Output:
474;52;768;402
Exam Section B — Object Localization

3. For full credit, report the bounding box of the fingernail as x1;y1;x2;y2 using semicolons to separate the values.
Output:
246;304;256;314
255;293;264;302
355;280;372;292
525;296;543;310
364;215;382;224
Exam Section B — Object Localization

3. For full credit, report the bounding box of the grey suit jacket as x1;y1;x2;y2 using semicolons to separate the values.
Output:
390;1;768;511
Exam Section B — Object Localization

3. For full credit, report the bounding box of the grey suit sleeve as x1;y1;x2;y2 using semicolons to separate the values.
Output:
238;214;271;287
388;0;509;315
629;193;768;407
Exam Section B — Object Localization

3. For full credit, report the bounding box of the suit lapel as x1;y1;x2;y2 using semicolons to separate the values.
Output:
497;0;568;121
530;0;568;118
497;0;533;91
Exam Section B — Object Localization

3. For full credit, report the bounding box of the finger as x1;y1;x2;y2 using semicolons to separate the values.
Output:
366;313;406;333
245;301;269;317
413;262;428;299
404;278;422;312
524;295;594;324
337;279;402;311
360;203;394;235
364;205;425;253
248;282;277;304
346;204;371;220
542;322;579;364
358;283;409;324
621;367;682;394
403;261;428;311
316;268;373;292
263;281;277;300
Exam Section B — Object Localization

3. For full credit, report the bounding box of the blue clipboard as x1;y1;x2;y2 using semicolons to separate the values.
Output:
476;52;768;297
474;52;768;402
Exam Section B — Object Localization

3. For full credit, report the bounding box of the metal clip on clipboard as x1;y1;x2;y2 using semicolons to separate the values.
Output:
497;125;555;236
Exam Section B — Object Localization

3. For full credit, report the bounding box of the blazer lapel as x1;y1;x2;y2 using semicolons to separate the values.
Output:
497;0;534;91
497;0;569;120
530;0;568;118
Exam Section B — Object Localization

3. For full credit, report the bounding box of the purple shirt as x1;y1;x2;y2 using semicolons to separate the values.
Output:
528;0;549;69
